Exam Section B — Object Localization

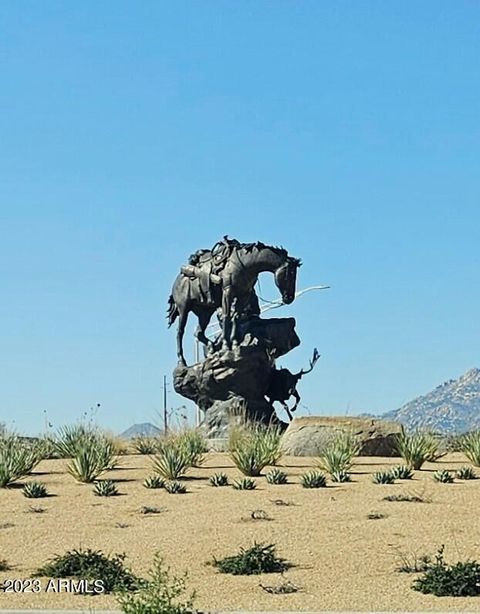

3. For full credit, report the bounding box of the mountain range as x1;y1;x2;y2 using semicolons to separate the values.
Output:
383;367;480;433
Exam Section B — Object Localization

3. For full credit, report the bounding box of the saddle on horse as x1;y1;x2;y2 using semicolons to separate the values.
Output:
180;236;240;302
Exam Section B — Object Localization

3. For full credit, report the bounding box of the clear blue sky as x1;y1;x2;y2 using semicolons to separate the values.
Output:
1;2;479;436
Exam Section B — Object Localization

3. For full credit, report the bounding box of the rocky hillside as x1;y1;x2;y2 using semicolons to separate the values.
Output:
383;368;480;434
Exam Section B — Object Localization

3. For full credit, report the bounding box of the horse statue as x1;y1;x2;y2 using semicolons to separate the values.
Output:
167;237;301;365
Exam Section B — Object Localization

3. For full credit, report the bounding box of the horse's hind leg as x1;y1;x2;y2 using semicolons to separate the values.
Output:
195;309;214;356
176;308;189;367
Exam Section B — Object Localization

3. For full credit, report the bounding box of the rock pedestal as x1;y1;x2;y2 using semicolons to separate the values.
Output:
173;317;299;437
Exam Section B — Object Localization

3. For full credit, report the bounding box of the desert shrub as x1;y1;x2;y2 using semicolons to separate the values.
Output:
393;549;431;573
265;468;288;484
367;512;386;520
131;436;160;455
383;491;430;503
228;423;281;476
0;434;41;487
34;548;140;593
143;475;165;489
209;472;229;487
412;546;480;596
331;470;351;482
93;479;119;497
66;437;117;483
211;542;290;575
394;431;439;470
459;430;480;467
0;558;9;571
35;436;59;460
455;466;477;480
316;431;360;477
175;429;208;467
23;481;48;498
432;470;454;483
232;477;257;490
164;481;187;494
116;553;195;614
301;470;327;488
391;465;414;480
152;443;190;480
260;579;300;594
372;471;395;484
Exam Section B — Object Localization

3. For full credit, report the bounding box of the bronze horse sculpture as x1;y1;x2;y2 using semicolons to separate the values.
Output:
167;238;301;365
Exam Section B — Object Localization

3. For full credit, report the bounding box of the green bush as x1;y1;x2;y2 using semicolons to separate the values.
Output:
209;472;229;487
459;431;480;467
455;466;477;480
33;548;140;593
412;546;480;596
232;477;257;490
93;479;119;497
66;438;117;483
23;481;48;498
316;431;360;477
0;435;41;487
433;470;454;483
175;429;208;467
152;443;190;480
143;475;165;489
372;471;395;484
211;542;290;575
265;468;288;484
228;423;280;477
394;431;439;470
301;470;327;488
116;553;195;614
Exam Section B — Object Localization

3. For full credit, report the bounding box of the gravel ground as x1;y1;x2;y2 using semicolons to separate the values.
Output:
1;452;479;611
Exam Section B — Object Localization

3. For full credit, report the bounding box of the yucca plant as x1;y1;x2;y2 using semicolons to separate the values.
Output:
232;477;257;490
265;468;288;485
143;475;165;489
228;423;280;477
459;431;480;467
0;435;41;487
93;479;119;497
131;436;159;455
316;431;360;477
372;471;395;484
164;480;187;494
209;472;229;487
152;443;190;480
391;465;414;480
331;469;352;482
23;481;48;498
301;470;327;488
176;429;208;467
66;438;117;483
456;466;477;480
53;424;99;458
433;470;454;483
394;431;439;470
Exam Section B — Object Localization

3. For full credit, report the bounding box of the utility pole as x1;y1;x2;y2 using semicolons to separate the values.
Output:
163;375;168;435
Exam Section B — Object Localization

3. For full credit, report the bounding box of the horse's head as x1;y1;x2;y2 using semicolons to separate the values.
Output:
275;256;301;304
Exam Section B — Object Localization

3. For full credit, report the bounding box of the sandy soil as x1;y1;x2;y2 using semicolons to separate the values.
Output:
1;452;480;611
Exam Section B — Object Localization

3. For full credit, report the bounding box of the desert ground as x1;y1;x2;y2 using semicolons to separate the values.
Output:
1;451;480;611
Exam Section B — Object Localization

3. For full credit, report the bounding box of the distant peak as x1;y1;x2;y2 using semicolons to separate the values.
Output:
462;367;480;380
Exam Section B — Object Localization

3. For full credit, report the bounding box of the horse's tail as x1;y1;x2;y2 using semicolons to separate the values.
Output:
167;294;178;327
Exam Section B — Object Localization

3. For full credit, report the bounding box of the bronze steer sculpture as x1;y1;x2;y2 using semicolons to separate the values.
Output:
265;349;320;421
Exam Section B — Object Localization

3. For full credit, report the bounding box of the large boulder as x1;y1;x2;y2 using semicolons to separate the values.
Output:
281;416;403;457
